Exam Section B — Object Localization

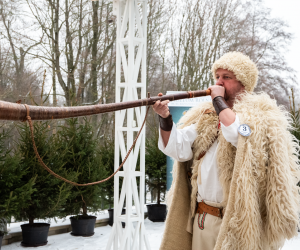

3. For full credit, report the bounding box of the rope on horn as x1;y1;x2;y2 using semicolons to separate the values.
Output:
23;103;150;186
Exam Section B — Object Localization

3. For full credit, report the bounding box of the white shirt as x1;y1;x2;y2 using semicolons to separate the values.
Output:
158;115;240;203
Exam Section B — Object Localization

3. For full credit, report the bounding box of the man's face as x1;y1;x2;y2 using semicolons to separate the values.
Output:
215;68;245;101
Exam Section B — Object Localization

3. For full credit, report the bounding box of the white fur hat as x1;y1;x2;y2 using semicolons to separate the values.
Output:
211;52;259;92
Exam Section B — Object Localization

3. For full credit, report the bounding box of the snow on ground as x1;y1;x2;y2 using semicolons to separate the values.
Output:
2;218;165;250
2;219;300;249
282;234;300;250
6;211;109;234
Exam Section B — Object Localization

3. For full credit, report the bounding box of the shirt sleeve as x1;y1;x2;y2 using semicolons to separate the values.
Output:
158;123;198;162
220;114;240;148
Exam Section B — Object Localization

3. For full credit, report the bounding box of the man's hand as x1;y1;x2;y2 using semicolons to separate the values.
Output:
209;85;225;100
152;100;170;118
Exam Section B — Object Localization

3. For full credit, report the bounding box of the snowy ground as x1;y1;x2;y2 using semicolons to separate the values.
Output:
5;211;110;234
2;218;300;250
2;218;164;250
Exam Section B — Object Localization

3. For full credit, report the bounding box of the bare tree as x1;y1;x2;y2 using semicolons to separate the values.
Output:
146;0;176;93
167;0;297;106
0;0;43;102
231;1;298;105
0;0;296;140
25;0;116;106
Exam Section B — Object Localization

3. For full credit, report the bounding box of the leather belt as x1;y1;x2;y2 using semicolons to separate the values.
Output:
197;201;224;219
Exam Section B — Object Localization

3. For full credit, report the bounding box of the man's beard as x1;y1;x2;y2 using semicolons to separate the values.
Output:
224;90;229;101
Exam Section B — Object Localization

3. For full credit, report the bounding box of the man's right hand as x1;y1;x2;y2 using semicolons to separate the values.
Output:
152;100;170;118
153;99;172;147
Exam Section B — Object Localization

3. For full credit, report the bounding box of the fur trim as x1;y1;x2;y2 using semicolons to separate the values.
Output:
215;92;300;250
211;52;258;92
176;102;220;217
168;102;220;217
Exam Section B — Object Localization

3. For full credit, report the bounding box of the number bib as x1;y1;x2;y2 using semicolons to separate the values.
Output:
238;124;251;137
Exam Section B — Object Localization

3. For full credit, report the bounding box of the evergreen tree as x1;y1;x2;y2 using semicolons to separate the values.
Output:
16;121;74;224
289;89;300;187
98;137;125;209
145;127;167;205
98;138;115;209
56;118;108;217
0;129;36;233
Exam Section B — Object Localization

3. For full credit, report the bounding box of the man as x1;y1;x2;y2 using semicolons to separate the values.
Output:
152;52;300;250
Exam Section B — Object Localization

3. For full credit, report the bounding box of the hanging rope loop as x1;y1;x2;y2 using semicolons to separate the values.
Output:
23;104;150;186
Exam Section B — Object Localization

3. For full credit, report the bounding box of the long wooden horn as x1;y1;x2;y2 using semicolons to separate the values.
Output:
0;89;211;121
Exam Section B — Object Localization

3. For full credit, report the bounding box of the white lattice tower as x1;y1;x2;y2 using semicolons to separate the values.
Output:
106;0;150;249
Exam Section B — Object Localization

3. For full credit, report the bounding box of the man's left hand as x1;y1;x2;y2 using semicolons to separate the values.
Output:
209;85;225;100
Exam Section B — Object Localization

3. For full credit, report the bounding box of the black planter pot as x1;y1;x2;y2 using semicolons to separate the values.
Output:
108;208;126;228
0;232;4;250
147;204;167;222
70;215;96;237
20;223;50;247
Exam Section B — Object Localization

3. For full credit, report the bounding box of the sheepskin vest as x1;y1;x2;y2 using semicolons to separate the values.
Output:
159;92;300;250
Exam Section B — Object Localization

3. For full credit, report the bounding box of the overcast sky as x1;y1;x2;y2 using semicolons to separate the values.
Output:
263;0;300;78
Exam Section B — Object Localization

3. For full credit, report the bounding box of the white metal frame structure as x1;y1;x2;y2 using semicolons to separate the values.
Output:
106;0;150;249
